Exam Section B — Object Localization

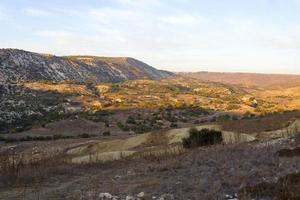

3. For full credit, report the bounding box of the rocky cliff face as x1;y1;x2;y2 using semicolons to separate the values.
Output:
0;49;173;83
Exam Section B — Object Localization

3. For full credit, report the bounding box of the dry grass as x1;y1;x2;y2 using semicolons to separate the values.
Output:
1;136;299;199
24;82;92;96
22;76;300;114
0;150;73;189
239;173;300;200
220;111;300;134
132;145;186;161
71;139;299;199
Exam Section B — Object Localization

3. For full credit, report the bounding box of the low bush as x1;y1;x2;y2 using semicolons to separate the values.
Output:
0;136;5;142
102;131;111;136
3;137;19;143
132;123;152;134
182;128;223;149
126;116;136;124
78;133;91;138
170;122;178;128
79;110;109;122
117;122;130;131
3;134;74;143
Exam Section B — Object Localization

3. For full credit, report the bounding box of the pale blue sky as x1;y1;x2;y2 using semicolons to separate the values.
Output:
1;0;300;73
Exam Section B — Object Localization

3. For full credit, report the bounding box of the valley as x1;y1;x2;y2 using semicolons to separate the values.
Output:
1;49;300;199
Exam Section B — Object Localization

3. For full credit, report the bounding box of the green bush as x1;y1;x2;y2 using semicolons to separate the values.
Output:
182;128;223;149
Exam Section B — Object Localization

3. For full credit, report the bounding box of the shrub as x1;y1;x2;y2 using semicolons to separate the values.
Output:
86;82;100;97
170;122;178;128
126;116;136;124
193;120;201;124
0;136;5;142
216;114;231;122
102;131;111;136
80;110;109;122
53;134;69;140
182;128;223;149
132;123;151;134
3;137;19;143
78;133;91;138
117;122;130;131
180;117;188;123
2;134;76;143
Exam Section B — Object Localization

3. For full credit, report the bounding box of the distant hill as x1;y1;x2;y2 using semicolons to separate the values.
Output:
0;49;173;83
180;72;300;88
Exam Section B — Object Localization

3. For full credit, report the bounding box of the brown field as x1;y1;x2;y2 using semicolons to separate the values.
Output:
182;71;300;88
219;111;300;134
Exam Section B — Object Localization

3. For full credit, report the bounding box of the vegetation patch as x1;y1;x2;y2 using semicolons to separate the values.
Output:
117;122;130;132
102;131;111;136
78;110;109;122
0;133;97;143
182;128;223;148
1;134;74;143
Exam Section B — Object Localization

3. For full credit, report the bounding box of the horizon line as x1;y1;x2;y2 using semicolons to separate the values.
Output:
2;47;300;76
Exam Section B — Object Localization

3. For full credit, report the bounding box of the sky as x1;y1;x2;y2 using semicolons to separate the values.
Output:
1;0;300;74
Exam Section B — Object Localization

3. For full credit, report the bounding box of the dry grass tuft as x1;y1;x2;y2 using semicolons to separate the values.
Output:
239;173;300;200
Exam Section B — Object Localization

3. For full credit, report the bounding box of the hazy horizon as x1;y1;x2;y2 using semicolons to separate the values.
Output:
3;47;300;75
1;0;300;74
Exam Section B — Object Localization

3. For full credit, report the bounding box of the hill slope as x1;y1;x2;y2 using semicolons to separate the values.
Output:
0;49;173;83
181;72;300;88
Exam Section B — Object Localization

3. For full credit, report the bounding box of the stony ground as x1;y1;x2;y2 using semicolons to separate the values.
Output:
1;135;299;200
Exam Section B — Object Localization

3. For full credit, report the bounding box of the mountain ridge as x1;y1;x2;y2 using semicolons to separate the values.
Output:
0;48;173;83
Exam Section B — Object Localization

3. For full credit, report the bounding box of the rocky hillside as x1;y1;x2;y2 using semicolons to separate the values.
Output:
0;49;173;83
0;48;173;134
